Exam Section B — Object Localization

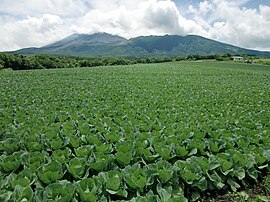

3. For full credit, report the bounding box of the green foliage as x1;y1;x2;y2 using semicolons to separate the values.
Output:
67;157;86;179
149;160;174;184
98;170;128;197
2;51;266;71
10;185;34;202
253;58;270;65
76;178;97;201
37;161;63;185
0;61;270;201
0;152;22;173
0;52;79;70
44;180;76;201
0;59;4;70
263;174;270;196
123;164;150;192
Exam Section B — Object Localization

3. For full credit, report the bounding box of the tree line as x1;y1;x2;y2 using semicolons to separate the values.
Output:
0;52;242;70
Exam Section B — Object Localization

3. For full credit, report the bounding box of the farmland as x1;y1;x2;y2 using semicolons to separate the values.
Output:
0;61;270;201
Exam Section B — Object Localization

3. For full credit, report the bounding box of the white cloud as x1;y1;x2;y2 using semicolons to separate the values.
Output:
141;0;181;32
260;4;270;20
71;0;204;38
0;14;68;51
187;0;270;50
87;0;145;11
0;0;87;17
0;0;270;51
140;0;204;35
24;14;62;32
70;6;134;37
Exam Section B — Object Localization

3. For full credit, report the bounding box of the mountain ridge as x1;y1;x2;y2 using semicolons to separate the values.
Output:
9;32;270;58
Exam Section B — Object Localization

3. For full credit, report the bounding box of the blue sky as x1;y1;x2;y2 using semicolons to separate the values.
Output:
0;0;270;51
175;0;270;8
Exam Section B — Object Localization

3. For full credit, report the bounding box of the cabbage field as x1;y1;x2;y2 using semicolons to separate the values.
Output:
0;61;270;201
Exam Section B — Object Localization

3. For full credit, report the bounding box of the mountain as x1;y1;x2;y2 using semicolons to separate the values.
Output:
10;32;270;58
43;32;127;49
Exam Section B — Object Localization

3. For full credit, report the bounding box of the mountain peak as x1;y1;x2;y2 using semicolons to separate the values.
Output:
10;33;270;58
78;32;127;44
71;32;121;38
44;32;127;50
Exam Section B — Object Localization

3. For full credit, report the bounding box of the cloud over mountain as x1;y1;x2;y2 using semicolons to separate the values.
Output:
0;0;270;51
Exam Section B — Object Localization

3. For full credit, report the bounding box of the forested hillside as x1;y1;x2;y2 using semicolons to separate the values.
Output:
0;52;259;71
10;33;270;58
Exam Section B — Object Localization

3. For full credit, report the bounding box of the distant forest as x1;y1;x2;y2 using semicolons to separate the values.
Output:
0;52;255;70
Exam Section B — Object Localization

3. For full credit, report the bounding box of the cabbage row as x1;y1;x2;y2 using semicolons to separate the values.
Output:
0;61;270;201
